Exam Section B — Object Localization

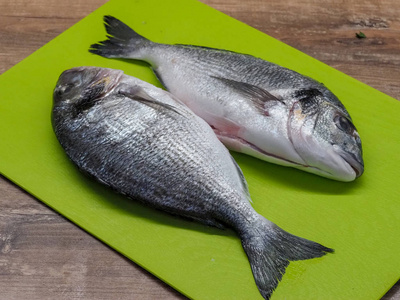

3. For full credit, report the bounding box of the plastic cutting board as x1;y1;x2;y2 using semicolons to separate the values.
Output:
0;0;399;299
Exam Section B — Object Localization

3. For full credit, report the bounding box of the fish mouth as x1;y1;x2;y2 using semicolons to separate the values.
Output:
339;151;364;178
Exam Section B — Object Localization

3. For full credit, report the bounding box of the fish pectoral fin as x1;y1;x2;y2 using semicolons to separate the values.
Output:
118;85;184;116
211;76;283;114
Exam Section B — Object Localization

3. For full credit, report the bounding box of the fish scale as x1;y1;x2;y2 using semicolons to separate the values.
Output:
53;66;333;300
89;15;364;182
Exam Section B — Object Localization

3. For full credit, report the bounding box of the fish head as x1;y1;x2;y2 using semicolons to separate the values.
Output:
288;89;364;182
53;66;124;107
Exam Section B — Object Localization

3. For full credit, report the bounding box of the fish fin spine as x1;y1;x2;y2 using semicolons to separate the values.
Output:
241;216;333;299
89;15;152;59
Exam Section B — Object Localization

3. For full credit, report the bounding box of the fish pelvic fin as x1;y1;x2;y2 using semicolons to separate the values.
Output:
240;216;333;299
89;15;153;59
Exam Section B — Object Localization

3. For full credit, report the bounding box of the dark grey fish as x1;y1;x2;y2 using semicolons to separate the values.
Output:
52;67;333;300
89;15;364;182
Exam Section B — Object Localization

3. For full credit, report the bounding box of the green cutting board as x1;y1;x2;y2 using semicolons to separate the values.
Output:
0;0;399;299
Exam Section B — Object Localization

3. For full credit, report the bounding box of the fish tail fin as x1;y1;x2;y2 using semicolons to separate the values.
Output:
240;216;333;299
89;15;153;59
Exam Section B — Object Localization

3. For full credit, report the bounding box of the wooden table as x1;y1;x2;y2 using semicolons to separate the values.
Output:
1;0;399;299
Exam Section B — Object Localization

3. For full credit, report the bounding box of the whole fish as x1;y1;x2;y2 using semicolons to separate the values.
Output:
89;15;364;182
52;67;333;300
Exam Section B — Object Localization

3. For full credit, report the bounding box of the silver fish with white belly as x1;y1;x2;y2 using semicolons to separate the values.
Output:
89;15;364;182
52;67;333;300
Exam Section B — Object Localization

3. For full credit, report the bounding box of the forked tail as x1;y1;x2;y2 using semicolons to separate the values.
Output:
240;216;333;299
89;15;153;58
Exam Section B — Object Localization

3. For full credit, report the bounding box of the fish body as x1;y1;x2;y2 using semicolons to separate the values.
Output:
90;16;364;182
52;67;332;300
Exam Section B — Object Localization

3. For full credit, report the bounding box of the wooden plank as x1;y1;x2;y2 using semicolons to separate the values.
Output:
205;0;400;100
0;176;186;300
0;0;398;299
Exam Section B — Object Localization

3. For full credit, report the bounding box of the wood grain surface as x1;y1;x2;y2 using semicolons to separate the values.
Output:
0;0;399;299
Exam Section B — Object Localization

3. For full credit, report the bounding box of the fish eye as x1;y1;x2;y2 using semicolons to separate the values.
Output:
56;84;73;96
63;84;73;94
334;115;355;134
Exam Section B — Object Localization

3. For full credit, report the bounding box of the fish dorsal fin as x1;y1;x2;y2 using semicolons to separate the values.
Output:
118;85;183;116
212;76;282;113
